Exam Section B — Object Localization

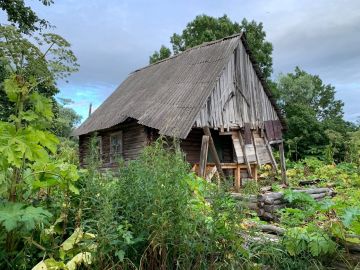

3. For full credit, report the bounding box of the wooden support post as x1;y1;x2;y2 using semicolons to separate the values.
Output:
252;131;261;166
251;165;258;182
203;127;225;179
264;133;278;172
199;135;209;178
238;130;253;178
279;141;287;185
235;165;241;192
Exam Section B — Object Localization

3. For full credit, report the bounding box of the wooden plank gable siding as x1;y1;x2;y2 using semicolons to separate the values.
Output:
195;41;279;131
79;120;147;167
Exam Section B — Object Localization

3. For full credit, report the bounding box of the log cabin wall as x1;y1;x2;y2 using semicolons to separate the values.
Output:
79;119;147;168
148;127;234;164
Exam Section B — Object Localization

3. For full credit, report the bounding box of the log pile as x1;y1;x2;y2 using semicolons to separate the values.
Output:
231;187;335;220
257;187;335;220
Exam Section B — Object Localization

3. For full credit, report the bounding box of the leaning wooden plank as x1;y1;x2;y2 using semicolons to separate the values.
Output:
263;133;278;171
252;131;261;166
231;132;244;163
237;130;253;178
278;141;287;185
203;127;225;179
199;135;209;178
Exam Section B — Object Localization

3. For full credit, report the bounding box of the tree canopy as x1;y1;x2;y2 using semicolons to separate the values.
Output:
0;0;53;33
149;45;171;64
150;15;273;79
276;67;357;161
0;25;79;124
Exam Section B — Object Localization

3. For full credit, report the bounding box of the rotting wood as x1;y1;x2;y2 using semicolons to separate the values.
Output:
237;130;253;178
199;135;209;178
203;127;225;179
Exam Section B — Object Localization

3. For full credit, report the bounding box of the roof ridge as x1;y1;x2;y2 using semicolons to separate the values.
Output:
131;32;243;74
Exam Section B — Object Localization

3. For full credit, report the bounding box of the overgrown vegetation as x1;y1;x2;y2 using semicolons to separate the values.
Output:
248;158;360;269
0;2;359;269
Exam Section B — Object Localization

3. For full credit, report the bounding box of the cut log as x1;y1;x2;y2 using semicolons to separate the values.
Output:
257;225;285;235
293;188;331;194
262;212;274;220
263;204;286;213
257;208;265;216
299;179;322;186
310;193;327;200
247;202;259;210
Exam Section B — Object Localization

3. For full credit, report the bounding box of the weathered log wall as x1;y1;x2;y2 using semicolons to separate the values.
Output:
79;119;148;168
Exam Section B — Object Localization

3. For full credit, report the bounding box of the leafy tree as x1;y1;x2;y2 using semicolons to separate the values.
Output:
277;67;356;161
0;0;53;33
149;45;171;64
0;25;78;125
170;15;241;54
0;25;79;267
52;98;82;138
149;15;273;78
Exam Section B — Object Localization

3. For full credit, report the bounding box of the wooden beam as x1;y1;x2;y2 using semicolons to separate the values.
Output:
237;130;253;178
199;135;209;178
251;165;258;182
251;131;261;166
279;141;287;185
263;133;278;172
235;165;241;192
203;127;225;179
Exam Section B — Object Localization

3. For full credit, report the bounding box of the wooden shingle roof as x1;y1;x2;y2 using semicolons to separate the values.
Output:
73;33;285;138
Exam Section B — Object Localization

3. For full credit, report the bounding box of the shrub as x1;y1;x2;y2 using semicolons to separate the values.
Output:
77;139;248;269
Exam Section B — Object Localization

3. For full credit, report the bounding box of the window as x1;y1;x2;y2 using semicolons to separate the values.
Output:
96;136;102;161
110;131;123;163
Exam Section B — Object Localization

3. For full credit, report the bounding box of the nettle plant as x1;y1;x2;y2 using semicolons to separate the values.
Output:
0;25;79;260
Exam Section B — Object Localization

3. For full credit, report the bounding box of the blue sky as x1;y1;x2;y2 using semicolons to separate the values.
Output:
27;0;360;122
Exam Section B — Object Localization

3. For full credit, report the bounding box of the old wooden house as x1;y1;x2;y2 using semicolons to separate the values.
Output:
73;33;286;190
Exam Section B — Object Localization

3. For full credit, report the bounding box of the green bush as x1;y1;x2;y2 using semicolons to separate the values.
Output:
76;139;248;269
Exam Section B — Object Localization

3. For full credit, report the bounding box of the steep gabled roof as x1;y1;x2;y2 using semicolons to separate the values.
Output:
73;33;285;138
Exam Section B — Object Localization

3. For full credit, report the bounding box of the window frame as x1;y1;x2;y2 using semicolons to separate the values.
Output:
109;131;123;163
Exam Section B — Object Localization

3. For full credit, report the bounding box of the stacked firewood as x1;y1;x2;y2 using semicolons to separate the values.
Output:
231;187;335;220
